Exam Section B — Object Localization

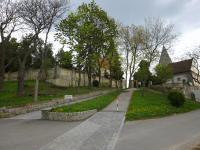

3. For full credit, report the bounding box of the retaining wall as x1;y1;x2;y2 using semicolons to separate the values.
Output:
41;109;97;121
0;90;111;118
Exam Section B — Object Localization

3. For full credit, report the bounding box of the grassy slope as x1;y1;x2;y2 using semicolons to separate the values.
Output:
51;90;121;112
126;89;200;121
0;81;111;108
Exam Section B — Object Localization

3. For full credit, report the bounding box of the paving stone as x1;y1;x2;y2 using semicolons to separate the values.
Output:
39;89;134;150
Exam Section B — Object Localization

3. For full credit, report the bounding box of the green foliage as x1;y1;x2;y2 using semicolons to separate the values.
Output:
109;47;124;81
51;90;120;112
56;1;119;86
134;60;151;84
31;42;55;69
168;90;185;107
155;64;173;84
56;49;73;69
5;38;19;72
5;35;55;72
150;75;162;85
92;80;99;87
126;89;200;121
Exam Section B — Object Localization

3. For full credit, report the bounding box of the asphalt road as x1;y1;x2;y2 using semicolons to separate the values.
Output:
115;109;200;150
0;119;81;150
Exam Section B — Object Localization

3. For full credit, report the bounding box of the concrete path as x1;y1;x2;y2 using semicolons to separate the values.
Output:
115;109;200;150
39;89;134;150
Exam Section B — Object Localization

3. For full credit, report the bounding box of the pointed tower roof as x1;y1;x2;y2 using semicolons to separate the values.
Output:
159;46;172;65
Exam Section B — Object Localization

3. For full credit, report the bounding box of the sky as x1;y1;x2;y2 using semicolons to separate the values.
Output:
13;0;200;61
67;0;200;61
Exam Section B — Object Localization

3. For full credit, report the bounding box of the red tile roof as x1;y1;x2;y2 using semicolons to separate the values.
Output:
169;59;193;74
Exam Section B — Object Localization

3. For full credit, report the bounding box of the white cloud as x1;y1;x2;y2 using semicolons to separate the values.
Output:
172;27;200;60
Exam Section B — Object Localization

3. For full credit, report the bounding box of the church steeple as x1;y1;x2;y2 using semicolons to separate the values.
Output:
159;46;172;65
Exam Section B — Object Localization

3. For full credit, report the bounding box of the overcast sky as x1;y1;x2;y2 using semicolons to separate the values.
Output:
16;0;200;61
68;0;200;61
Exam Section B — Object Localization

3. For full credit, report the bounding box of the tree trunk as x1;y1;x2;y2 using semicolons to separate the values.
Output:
88;72;92;87
109;78;112;87
78;69;81;87
129;78;132;88
53;65;58;79
125;50;129;88
98;67;101;87
34;78;39;102
40;59;48;81
17;65;25;96
83;72;86;86
125;70;128;89
115;80;118;88
0;45;5;90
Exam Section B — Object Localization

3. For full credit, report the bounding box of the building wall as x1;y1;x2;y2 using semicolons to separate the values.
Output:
166;72;192;85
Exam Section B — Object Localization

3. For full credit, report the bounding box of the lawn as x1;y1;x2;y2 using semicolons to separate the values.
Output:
51;90;121;112
126;89;200;121
0;80;111;108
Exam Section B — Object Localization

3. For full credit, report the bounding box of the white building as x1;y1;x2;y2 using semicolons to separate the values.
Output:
159;46;199;87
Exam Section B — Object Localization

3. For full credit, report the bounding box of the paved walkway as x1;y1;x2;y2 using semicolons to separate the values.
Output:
115;109;200;150
39;89;134;150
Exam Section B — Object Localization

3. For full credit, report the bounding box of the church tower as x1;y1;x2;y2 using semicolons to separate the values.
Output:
159;46;172;65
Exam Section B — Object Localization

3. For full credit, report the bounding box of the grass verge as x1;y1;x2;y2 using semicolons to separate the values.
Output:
126;89;200;121
0;80;112;108
51;90;121;112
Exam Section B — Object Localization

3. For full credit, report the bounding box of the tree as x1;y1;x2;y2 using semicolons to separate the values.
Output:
56;1;118;87
187;47;200;85
31;43;55;70
109;49;123;88
16;35;35;96
18;0;68;99
0;0;19;90
119;24;144;88
5;38;19;73
134;60;151;95
134;60;151;86
56;49;73;69
155;64;173;85
142;17;176;65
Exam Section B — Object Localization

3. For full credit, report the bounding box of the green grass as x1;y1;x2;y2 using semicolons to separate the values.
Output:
0;80;111;108
51;90;121;112
126;89;200;121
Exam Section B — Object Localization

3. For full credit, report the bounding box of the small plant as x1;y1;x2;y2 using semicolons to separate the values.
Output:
168;90;185;107
92;80;99;87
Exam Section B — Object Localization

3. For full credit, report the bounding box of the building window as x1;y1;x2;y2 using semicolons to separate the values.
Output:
177;77;181;81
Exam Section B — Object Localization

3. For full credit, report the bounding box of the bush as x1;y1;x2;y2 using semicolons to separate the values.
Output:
191;92;196;101
92;80;99;87
168;90;185;107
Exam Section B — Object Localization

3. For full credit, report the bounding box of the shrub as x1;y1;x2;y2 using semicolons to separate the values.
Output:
168;90;185;107
191;92;196;101
92;80;99;87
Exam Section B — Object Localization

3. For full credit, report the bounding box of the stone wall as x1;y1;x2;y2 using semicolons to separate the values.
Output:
191;90;200;102
0;90;112;118
41;109;97;121
150;84;200;101
4;67;123;88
